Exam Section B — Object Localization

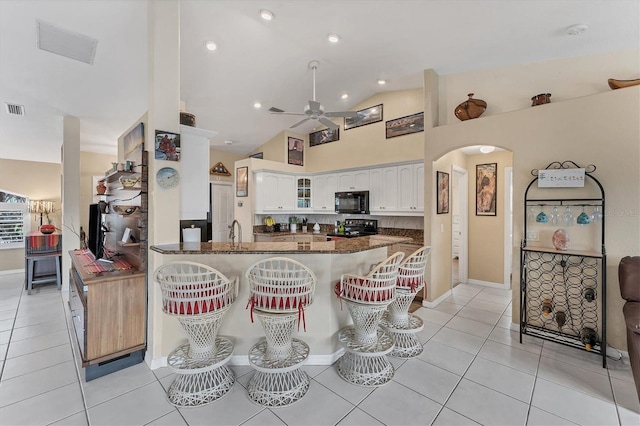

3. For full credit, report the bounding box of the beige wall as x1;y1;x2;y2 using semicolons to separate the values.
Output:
250;89;425;173
79;151;117;231
0;159;61;271
209;147;245;184
425;86;640;351
467;151;513;284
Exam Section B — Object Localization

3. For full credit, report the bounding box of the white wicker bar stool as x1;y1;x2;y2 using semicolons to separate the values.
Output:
380;246;431;358
335;252;404;387
245;257;316;407
155;261;238;407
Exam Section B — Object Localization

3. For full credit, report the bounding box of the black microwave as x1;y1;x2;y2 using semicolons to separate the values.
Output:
335;191;370;214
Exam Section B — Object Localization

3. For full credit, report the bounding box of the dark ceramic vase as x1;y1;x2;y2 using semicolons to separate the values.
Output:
454;93;487;121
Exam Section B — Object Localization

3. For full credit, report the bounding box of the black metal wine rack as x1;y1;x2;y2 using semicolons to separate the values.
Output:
520;161;606;367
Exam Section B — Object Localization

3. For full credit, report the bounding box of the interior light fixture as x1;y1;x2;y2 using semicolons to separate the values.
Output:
341;93;349;99
260;9;274;21
224;140;234;145
480;146;495;154
566;24;588;35
377;79;386;85
205;41;217;51
253;102;262;109
327;33;340;43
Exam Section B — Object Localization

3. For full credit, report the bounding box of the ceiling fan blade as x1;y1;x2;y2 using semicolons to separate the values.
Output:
290;117;311;128
308;100;321;111
318;117;339;131
325;110;359;118
269;107;284;113
270;111;307;116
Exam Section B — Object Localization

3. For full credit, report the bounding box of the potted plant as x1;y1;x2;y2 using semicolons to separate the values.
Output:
288;216;298;233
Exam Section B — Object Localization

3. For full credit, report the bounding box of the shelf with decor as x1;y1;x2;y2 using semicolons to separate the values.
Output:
520;161;606;367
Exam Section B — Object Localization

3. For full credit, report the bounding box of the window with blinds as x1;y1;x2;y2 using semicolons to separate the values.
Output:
0;190;29;249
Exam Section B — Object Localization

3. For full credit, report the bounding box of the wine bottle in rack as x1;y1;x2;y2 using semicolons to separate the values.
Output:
580;327;597;351
541;299;553;317
583;287;596;302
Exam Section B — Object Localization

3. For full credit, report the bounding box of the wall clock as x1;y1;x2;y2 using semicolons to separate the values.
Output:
156;167;180;189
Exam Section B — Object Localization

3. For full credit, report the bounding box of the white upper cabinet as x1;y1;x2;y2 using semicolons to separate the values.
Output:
398;163;424;214
312;173;337;213
337;170;370;191
369;167;399;213
296;176;313;210
254;172;295;212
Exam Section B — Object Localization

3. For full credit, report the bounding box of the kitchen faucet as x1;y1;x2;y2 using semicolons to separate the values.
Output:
229;220;242;249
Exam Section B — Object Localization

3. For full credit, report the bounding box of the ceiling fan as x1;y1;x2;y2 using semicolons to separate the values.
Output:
269;60;358;131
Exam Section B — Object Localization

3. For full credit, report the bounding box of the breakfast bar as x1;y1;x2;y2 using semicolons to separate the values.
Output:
150;235;412;364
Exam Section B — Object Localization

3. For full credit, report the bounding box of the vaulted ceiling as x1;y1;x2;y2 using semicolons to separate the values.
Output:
1;0;638;163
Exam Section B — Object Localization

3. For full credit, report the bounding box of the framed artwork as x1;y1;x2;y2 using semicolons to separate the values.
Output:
236;166;248;197
344;104;383;130
476;163;497;215
249;152;264;159
155;130;180;161
287;136;304;166
123;122;144;163
385;112;424;139
437;171;449;214
309;128;339;147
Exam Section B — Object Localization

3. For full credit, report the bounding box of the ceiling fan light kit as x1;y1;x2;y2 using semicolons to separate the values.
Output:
269;60;359;131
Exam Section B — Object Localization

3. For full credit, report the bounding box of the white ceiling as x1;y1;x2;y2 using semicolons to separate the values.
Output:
1;0;638;163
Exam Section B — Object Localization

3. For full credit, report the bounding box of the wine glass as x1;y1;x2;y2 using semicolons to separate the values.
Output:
563;206;574;226
577;206;590;225
550;206;560;226
527;206;536;223
536;207;548;223
591;206;603;222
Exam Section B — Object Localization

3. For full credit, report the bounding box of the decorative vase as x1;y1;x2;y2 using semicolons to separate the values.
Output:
313;223;321;233
531;93;551;106
552;229;570;251
40;224;55;234
96;181;107;195
607;78;640;90
454;93;487;121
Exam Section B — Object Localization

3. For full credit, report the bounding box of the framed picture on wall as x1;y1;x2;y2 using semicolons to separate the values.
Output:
476;163;497;215
437;171;449;214
154;130;180;161
344;104;383;130
385;112;424;139
309;128;339;147
287;137;304;166
236;166;248;197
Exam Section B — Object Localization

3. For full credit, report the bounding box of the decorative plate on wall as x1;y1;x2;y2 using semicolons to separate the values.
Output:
156;167;180;189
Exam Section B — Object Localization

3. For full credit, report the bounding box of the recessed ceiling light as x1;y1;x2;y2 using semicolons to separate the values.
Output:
205;41;217;51
480;146;495;154
253;102;262;109
260;9;274;21
566;24;588;35
327;33;340;43
341;93;349;99
377;79;386;85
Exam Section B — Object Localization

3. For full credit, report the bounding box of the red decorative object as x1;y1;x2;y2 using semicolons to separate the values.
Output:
96;181;107;194
40;224;56;234
454;93;487;121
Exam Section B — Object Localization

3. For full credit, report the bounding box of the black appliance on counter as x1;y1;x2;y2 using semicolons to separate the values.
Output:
327;219;378;239
335;190;369;214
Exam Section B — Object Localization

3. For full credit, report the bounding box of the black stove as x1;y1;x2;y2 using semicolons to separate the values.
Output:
327;219;378;239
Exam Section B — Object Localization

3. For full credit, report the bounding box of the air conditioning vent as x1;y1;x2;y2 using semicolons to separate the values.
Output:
5;103;25;116
37;20;97;65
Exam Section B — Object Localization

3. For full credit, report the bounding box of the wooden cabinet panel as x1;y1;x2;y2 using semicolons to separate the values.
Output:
312;173;337;213
337;170;369;191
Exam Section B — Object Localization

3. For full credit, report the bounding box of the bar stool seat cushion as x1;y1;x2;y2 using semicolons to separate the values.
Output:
335;277;395;304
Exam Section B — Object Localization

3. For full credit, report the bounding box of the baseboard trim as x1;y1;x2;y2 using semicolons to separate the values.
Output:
467;278;510;290
0;269;24;276
422;289;452;308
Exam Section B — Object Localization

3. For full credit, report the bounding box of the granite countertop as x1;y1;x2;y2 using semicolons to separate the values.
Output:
150;235;412;255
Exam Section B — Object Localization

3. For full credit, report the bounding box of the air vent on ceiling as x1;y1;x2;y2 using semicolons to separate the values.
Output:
37;20;97;65
5;103;25;116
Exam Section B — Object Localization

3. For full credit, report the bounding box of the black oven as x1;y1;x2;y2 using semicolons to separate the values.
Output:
335;191;369;214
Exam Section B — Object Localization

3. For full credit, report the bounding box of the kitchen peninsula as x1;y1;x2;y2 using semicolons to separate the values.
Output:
150;235;412;364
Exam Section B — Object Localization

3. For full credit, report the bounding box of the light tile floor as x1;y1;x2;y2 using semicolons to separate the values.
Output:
1;272;638;425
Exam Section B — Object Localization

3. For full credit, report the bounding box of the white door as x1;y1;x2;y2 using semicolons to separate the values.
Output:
211;183;233;242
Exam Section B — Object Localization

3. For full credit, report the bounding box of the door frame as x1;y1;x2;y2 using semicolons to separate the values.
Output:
452;165;468;286
503;166;513;288
210;181;233;243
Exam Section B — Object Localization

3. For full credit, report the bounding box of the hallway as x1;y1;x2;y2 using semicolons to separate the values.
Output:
0;272;638;425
